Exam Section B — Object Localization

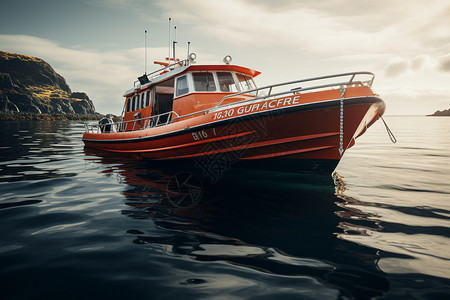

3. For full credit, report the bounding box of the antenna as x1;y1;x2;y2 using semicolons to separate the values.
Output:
168;18;171;64
187;42;190;60
144;29;147;75
173;41;177;65
173;25;177;63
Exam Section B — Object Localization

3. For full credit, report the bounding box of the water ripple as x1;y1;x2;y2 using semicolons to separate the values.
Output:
0;118;449;299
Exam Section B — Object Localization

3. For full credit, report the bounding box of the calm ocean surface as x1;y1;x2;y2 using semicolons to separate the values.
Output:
0;116;449;299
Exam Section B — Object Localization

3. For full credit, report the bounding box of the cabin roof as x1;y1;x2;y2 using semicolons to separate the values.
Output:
184;64;261;78
123;64;261;97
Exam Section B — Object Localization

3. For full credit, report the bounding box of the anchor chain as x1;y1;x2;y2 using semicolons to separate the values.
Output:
339;86;345;156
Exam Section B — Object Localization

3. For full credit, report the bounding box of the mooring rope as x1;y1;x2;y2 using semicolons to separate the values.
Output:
380;115;397;143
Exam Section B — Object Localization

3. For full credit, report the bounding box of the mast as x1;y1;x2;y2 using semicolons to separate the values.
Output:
144;29;147;75
173;26;177;64
168;18;171;64
187;42;190;60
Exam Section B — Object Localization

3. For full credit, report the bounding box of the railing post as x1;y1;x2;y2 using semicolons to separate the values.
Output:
349;74;356;83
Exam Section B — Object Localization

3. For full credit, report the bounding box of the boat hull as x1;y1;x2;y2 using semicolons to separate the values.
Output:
83;96;385;173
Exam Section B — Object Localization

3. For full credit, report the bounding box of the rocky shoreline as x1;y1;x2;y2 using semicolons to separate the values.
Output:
0;112;120;121
1;51;96;116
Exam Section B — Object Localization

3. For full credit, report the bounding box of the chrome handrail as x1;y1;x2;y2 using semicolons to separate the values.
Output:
171;71;374;123
216;71;374;107
133;59;189;87
85;111;180;133
87;71;375;133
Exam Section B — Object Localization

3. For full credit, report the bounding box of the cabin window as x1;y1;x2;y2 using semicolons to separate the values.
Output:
176;75;189;97
193;72;216;92
131;95;136;111
145;90;151;107
140;92;146;109
134;94;140;111
126;97;131;112
217;72;239;92
245;76;256;90
237;74;256;95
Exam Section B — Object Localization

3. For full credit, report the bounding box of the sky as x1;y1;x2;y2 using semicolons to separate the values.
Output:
0;0;449;115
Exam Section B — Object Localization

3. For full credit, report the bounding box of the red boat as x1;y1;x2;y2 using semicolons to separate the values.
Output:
83;53;385;174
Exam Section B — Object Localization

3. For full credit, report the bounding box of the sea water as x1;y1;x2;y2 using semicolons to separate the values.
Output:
0;116;449;299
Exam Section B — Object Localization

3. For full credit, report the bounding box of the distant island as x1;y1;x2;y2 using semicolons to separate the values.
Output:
427;108;450;116
0;50;101;120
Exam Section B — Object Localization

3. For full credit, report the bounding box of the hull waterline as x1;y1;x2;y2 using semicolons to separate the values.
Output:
83;96;385;173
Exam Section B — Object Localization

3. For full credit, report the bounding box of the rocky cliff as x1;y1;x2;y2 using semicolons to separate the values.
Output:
0;51;96;115
428;108;450;116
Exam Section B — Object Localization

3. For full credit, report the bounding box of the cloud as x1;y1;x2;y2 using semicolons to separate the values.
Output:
410;55;428;70
384;57;410;77
0;34;170;114
412;5;450;51
155;0;396;56
154;0;450;59
438;54;450;72
384;55;440;77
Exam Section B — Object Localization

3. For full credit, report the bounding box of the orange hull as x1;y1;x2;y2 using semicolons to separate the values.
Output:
83;91;385;173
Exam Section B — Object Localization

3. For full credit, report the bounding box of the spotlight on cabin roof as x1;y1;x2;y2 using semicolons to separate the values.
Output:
188;52;197;63
137;74;150;85
223;55;232;64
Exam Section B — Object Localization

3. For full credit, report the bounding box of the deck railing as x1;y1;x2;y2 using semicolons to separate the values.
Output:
215;71;374;108
84;111;179;134
86;71;374;134
170;71;375;122
133;59;190;88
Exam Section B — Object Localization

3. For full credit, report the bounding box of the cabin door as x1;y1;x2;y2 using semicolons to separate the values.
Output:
153;84;174;124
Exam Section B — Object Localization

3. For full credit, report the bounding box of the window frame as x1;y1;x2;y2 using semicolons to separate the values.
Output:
168;71;256;98
217;71;241;93
236;73;257;95
192;72;217;92
140;92;146;109
131;95;136;112
126;97;131;113
134;94;140;111
145;90;151;107
175;75;190;97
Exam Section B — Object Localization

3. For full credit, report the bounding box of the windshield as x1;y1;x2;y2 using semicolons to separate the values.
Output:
193;72;216;92
217;72;239;92
236;73;256;95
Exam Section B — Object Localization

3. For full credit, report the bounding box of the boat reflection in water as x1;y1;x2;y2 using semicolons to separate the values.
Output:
84;148;389;299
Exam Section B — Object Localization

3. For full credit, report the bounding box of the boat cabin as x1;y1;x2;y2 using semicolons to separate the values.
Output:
121;62;261;131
